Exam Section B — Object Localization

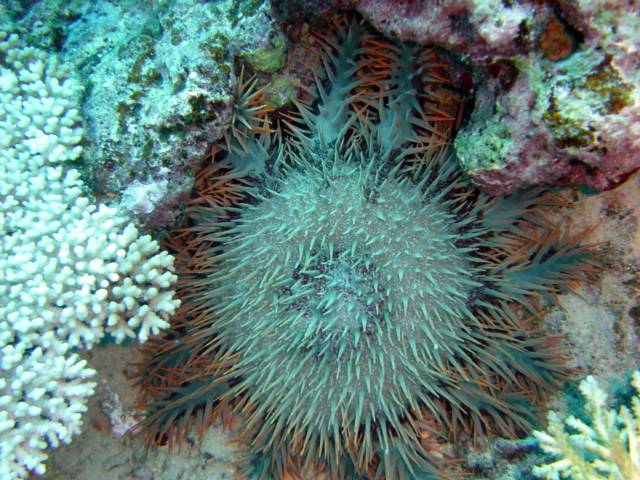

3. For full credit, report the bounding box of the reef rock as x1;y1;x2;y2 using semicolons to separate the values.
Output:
456;45;640;194
355;0;640;194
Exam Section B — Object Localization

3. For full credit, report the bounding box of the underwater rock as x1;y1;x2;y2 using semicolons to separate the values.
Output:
456;45;640;194
557;0;640;65
274;0;640;195
354;0;640;194
356;0;535;64
457;43;639;194
274;0;538;64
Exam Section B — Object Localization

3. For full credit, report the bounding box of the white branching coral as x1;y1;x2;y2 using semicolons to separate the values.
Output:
533;371;640;480
0;31;179;478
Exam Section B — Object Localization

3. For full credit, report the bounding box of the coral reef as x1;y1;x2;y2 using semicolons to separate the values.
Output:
138;17;597;479
533;371;640;480
5;0;636;209
4;0;282;227
1;0;636;478
0;31;178;478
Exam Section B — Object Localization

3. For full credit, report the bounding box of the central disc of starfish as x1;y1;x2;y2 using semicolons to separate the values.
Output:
284;252;387;356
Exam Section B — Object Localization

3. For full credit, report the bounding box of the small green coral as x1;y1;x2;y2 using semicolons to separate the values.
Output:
533;371;640;480
241;34;285;73
262;73;297;108
454;113;512;171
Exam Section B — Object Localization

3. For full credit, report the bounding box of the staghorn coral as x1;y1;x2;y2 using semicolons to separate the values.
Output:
533;371;640;480
0;31;179;478
137;16;597;479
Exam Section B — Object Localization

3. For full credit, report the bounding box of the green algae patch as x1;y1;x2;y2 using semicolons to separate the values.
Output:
527;49;634;153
